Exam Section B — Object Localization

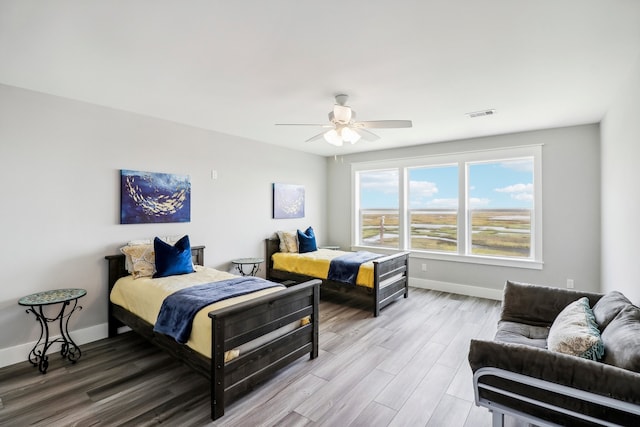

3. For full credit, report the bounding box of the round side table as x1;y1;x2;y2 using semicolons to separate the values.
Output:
19;288;86;374
231;257;264;276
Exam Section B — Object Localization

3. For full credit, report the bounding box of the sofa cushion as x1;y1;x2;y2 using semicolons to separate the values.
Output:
593;291;633;332
601;305;640;372
547;297;604;360
494;320;549;349
500;281;603;327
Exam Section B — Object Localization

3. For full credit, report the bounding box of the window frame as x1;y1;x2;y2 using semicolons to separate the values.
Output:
351;145;543;270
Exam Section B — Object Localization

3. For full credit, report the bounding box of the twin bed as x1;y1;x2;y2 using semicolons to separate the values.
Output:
106;237;409;420
106;245;320;420
265;237;410;317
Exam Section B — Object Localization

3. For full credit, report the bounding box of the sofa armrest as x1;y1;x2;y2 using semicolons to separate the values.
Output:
469;339;640;425
501;280;603;326
469;339;640;406
473;367;640;426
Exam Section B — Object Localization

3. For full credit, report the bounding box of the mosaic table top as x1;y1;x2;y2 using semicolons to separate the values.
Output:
231;257;264;264
19;288;87;306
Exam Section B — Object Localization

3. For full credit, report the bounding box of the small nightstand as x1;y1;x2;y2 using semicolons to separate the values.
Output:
18;288;86;374
319;245;340;250
231;257;264;276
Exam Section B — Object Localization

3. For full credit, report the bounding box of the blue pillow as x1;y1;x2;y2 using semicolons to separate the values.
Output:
153;235;194;278
297;226;317;253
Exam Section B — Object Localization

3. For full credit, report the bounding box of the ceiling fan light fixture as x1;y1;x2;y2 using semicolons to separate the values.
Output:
333;105;352;123
323;129;343;146
276;93;411;147
341;127;361;144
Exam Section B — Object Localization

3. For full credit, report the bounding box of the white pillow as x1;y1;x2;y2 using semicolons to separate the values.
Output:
277;230;298;253
547;297;604;360
120;244;155;278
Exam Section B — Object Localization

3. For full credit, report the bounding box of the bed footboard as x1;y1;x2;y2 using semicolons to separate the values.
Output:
209;279;320;419
372;252;409;316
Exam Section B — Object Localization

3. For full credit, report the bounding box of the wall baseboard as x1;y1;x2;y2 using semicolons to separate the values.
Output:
410;278;503;301
0;323;108;369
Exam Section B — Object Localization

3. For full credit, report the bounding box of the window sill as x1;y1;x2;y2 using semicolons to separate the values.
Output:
351;245;543;270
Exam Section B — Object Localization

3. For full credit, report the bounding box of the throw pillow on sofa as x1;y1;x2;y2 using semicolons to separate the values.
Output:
601;304;640;372
547;297;604;360
592;291;633;331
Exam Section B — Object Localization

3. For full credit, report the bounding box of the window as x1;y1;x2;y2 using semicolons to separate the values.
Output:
468;159;533;258
408;165;458;253
352;145;542;269
356;169;399;249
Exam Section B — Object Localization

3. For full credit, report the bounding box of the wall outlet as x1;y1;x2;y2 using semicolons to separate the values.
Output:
566;279;574;289
421;263;427;272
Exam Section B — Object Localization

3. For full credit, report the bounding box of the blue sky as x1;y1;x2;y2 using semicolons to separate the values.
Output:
359;158;534;209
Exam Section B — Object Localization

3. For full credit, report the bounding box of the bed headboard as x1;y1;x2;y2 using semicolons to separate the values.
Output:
105;245;204;337
105;245;205;291
265;238;281;279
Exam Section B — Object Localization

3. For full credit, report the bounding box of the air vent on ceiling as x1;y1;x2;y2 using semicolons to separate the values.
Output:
466;109;496;118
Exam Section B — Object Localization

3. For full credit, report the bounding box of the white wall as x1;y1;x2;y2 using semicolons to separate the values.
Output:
0;84;327;366
327;125;601;298
601;56;640;305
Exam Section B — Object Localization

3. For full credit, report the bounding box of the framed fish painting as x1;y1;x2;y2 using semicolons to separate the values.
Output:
120;169;191;224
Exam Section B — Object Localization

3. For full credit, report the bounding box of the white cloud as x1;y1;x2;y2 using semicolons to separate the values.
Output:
409;180;438;197
495;183;533;193
495;183;533;202
512;193;533;201
360;170;398;194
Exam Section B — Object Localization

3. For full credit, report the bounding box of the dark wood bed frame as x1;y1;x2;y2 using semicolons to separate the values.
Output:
105;245;321;420
265;238;409;317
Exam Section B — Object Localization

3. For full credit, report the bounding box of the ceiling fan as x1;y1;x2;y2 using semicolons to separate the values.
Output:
276;94;412;146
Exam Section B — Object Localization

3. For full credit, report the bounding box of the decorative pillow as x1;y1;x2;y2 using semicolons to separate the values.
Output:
593;291;632;332
601;305;640;372
297;226;317;253
547;297;604;360
120;244;155;279
276;231;287;252
276;231;284;251
153;235;194;278
277;230;298;253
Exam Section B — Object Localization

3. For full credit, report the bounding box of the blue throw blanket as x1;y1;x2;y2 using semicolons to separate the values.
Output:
327;251;382;286
154;277;283;344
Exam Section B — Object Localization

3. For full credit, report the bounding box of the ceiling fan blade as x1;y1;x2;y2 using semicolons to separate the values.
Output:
305;132;327;143
275;123;332;127
355;128;380;141
354;120;413;129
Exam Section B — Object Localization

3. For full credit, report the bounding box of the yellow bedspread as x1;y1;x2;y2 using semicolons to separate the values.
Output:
272;249;375;288
110;266;283;358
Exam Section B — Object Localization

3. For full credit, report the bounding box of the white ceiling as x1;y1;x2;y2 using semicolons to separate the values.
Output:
1;0;639;157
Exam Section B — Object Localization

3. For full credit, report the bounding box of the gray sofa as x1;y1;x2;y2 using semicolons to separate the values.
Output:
468;280;640;426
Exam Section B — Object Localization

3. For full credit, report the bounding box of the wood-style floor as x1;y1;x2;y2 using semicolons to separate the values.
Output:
0;288;529;427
